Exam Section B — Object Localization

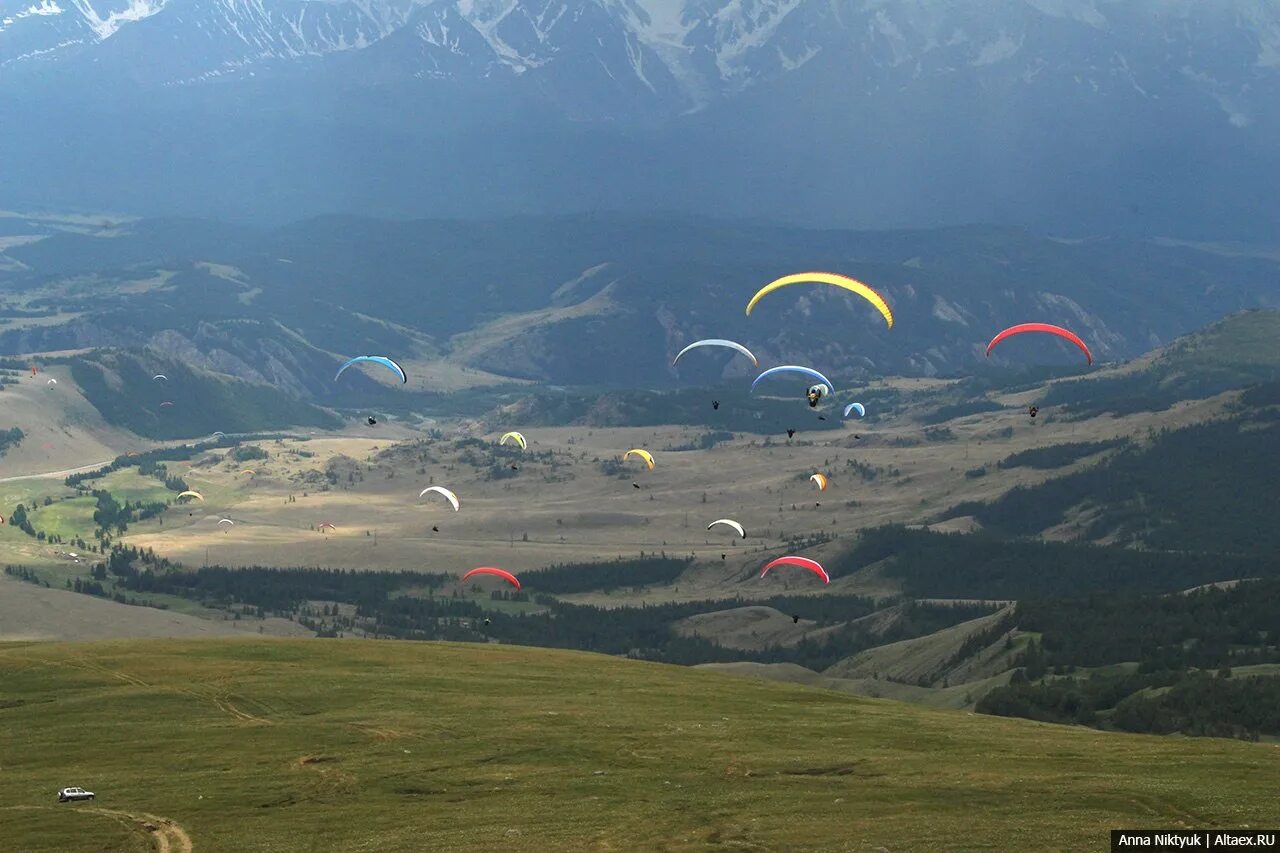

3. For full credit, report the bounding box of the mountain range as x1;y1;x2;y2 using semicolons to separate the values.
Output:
1;215;1276;401
1;1;1278;237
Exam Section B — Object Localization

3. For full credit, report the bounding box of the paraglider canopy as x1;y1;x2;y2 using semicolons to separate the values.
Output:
672;339;759;367
218;518;234;526
462;567;521;590
843;402;866;419
333;355;408;384
986;323;1093;365
176;490;204;502
746;272;894;329
153;374;168;381
810;473;829;491
623;449;655;470
419;485;460;511
499;432;527;450
707;519;746;538
751;366;837;396
760;556;830;584
318;521;337;531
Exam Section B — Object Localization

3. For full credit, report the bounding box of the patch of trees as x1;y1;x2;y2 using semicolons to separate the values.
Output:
122;565;448;613
827;525;1280;598
90;490;167;536
1017;580;1280;670
8;504;35;536
921;399;1005;425
364;596;993;671
977;668;1183;728
118;558;990;671
664;431;736;451
525;557;691;594
980;669;1280;741
844;458;886;481
976;578;1280;740
1239;378;1280;408
4;565;45;585
0;426;23;456
1112;673;1280;740
65;437;247;487
941;412;1280;555
1039;348;1280;417
996;438;1127;471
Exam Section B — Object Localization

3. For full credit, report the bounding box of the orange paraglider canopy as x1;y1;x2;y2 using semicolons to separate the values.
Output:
760;556;829;584
461;567;521;590
986;323;1093;365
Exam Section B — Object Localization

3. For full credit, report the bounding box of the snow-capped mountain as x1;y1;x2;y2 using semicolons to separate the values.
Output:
7;0;1279;116
1;0;1278;238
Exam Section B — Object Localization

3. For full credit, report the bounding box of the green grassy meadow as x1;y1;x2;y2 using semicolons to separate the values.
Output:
26;497;97;540
1;638;1277;852
95;469;174;504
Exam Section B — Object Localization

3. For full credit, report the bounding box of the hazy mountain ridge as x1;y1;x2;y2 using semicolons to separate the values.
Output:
1;216;1276;391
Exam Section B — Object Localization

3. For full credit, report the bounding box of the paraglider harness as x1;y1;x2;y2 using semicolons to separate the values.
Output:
807;390;822;408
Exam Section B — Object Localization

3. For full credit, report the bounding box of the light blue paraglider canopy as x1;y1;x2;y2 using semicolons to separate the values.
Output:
750;365;836;395
843;402;866;418
334;355;407;384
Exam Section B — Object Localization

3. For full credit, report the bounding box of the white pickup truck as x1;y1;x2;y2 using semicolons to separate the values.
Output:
57;787;95;803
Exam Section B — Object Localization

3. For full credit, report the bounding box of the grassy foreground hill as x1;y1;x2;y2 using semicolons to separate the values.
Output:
2;639;1278;852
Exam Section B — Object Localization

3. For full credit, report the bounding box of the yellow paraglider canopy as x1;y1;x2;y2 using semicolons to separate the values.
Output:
746;272;894;329
499;431;527;450
176;490;204;502
810;473;829;491
623;449;655;470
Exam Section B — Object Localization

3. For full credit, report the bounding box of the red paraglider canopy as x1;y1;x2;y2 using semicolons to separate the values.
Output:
985;323;1093;365
759;556;829;584
462;567;521;590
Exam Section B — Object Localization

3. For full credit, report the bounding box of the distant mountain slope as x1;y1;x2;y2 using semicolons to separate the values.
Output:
824;607;1014;686
65;350;340;439
941;395;1280;556
935;315;1280;554
1039;309;1280;417
1;217;1276;390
